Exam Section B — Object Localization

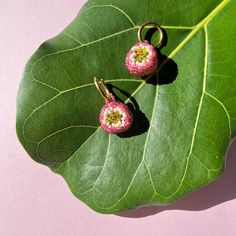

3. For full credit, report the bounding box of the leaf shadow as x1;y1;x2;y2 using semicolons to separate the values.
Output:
116;138;236;218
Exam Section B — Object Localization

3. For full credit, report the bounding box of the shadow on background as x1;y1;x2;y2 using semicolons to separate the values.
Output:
117;138;236;218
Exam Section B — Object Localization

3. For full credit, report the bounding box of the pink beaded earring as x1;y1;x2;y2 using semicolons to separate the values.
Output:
125;22;164;77
94;77;133;134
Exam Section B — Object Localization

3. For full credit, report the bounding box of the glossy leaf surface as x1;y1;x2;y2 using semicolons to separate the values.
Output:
16;0;236;213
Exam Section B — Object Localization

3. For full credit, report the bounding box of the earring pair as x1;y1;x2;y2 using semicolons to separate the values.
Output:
95;22;164;134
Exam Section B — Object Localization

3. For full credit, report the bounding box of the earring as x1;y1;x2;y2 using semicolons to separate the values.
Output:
94;78;133;134
125;22;164;77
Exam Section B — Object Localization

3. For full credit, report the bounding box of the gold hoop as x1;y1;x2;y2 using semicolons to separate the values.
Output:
94;77;112;102
138;22;164;48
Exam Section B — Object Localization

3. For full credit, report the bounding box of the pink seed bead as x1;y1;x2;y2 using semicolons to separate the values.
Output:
99;101;133;134
125;41;158;77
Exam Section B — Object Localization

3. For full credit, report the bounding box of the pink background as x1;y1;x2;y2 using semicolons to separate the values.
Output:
1;1;236;235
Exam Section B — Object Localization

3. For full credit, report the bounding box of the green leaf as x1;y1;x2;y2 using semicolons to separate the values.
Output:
16;0;236;213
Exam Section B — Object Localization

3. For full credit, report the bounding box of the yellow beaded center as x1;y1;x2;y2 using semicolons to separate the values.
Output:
134;48;149;62
105;111;122;125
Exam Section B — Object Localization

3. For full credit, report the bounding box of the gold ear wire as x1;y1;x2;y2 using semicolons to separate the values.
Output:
94;77;112;102
138;22;164;48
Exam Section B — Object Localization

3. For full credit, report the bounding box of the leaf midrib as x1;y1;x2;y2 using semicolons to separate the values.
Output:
89;2;232;211
28;0;229;97
53;0;230;179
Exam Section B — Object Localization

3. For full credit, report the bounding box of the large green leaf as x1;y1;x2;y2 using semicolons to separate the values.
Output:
16;0;236;213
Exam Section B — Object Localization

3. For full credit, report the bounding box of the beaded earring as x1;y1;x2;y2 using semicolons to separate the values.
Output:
125;22;164;77
94;78;133;134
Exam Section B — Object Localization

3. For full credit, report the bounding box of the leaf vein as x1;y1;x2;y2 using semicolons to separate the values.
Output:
164;24;209;198
78;134;110;195
90;84;160;209
191;153;222;172
80;4;136;27
63;32;83;45
205;91;232;138
37;125;99;145
22;80;142;143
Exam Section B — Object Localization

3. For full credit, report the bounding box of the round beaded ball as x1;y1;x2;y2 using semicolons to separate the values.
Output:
125;41;158;77
99;95;133;134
